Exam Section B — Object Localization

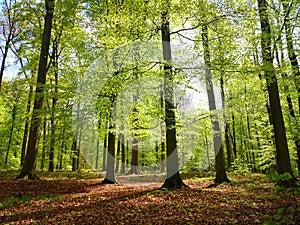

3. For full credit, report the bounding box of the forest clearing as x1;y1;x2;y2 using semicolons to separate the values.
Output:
0;172;299;224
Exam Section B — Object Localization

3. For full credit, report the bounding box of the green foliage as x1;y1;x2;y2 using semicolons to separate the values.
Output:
0;195;30;210
264;207;296;225
267;172;292;183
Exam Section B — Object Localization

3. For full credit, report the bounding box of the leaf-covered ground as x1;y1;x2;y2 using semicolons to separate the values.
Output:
0;172;299;224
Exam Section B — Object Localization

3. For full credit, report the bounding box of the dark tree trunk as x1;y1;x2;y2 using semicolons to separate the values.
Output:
101;124;117;184
281;0;300;113
160;1;187;189
220;76;232;169
231;115;237;159
126;140;129;168
71;138;77;171
155;140;159;170
95;138;100;170
202;24;230;184
16;0;55;180
0;40;10;90
21;85;33;167
102;124;108;171
115;133;121;173
58;130;64;171
160;141;165;173
120;134;125;173
275;28;300;173
48;33;60;172
40;116;47;171
127;137;139;174
4;100;18;168
257;0;296;186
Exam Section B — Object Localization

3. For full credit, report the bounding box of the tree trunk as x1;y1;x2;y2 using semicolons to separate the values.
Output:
220;76;232;169
201;24;230;184
95;138;100;170
115;133;121;173
120;134;125;173
231;115;237;159
71;137;77;171
4;100;18;168
160;141;165;173
127;137;139;174
160;0;187;189
48;34;60;172
40;116;47;171
281;0;300;113
20;84;33;167
101;124;117;184
275;26;300;173
102;123;108;171
257;0;296;186
16;0;55;180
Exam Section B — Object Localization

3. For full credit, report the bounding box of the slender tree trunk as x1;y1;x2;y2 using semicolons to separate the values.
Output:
126;140;129;168
231;115;237;159
16;0;55;179
257;0;296;186
220;76;232;169
120;134;125;173
4;101;18;168
102;121;108;171
95;138;100;170
48;36;59;172
202;24;230;184
71;137;77;171
160;141;165;172
281;0;300;113
155;140;159;170
115;133;121;173
40;116;47;171
160;0;187;189
21;84;33;167
58;129;64;171
0;40;10;90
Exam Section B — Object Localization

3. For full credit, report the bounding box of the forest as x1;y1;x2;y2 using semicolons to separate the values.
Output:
0;0;300;224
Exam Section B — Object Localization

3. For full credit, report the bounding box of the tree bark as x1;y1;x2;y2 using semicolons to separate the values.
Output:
257;0;296;186
127;137;139;174
281;0;300;113
120;134;125;173
115;133;121;173
16;0;55;179
160;0;187;189
101;124;117;184
201;24;230;184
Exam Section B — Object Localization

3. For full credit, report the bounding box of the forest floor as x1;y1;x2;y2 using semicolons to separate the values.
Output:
0;171;299;225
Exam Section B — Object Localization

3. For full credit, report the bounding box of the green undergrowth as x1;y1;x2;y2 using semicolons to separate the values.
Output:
0;193;59;210
0;169;103;180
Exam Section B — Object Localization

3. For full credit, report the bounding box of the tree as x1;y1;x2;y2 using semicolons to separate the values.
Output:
280;0;300;114
201;24;230;184
0;0;20;90
256;0;296;186
160;0;188;189
16;0;55;179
